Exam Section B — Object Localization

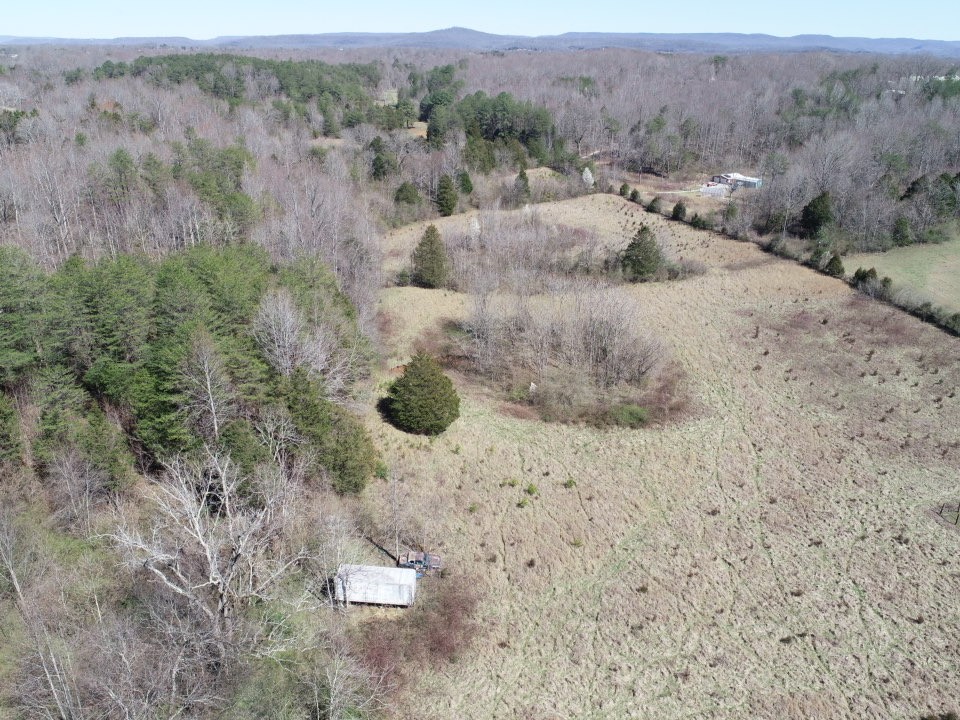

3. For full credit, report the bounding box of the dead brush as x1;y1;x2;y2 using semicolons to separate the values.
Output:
357;575;480;686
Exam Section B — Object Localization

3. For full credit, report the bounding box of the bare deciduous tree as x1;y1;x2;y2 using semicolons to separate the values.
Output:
313;631;388;720
253;288;304;377
1;510;85;720
253;288;358;399
48;446;109;536
111;452;309;669
179;328;236;442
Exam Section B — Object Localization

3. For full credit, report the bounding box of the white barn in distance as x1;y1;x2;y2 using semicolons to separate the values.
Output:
335;564;417;607
710;172;762;189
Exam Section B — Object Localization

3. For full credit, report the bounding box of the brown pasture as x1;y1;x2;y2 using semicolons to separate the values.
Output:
365;194;960;720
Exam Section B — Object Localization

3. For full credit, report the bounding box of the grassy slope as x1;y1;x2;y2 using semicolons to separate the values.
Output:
364;194;960;720
847;237;960;313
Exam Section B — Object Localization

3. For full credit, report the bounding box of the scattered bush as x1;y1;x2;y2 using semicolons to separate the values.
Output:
619;183;630;197
629;189;641;203
689;213;710;230
465;287;663;426
645;195;662;214
608;403;650;428
671;200;687;221
360;575;479;680
307;145;327;165
671;258;709;278
385;352;460;435
852;266;878;289
824;253;845;278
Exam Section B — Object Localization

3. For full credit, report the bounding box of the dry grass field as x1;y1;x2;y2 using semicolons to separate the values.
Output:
365;194;960;720
848;238;960;313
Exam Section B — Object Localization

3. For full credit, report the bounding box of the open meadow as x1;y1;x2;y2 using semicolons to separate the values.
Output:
365;194;960;720
848;237;960;314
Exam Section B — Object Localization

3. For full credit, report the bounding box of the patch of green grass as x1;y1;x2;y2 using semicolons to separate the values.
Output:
847;235;960;312
608;404;650;428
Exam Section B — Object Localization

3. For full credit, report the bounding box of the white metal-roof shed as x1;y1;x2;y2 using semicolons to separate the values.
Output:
335;564;417;607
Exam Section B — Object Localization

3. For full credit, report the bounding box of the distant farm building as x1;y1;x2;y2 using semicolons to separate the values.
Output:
711;172;762;189
335;564;417;607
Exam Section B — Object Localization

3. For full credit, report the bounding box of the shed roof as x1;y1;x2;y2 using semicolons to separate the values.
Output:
721;172;761;183
335;564;417;607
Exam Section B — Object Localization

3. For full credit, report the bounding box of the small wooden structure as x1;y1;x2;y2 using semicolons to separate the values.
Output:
335;564;417;607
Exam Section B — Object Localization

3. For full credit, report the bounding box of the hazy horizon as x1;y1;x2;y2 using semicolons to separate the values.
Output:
4;0;959;42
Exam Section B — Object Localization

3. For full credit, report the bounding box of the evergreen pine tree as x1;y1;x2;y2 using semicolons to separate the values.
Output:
0;393;21;463
892;215;912;246
386;352;460;435
0;247;44;388
824;253;845;278
514;168;531;204
282;368;378;494
436;174;458;216
394;181;421;205
621;224;663;282
411;225;449;289
800;192;833;239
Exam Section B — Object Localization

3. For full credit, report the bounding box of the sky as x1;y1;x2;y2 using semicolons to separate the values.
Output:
3;0;959;41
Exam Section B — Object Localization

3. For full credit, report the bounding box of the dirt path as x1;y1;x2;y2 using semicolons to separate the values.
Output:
367;194;960;720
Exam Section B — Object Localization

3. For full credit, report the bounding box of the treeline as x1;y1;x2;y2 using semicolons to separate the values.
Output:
84;52;409;133
0;244;377;493
90;53;379;104
85;55;571;170
0;236;402;717
441;50;960;251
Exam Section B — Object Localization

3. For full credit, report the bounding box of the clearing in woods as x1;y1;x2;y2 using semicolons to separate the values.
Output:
366;194;960;720
847;237;960;313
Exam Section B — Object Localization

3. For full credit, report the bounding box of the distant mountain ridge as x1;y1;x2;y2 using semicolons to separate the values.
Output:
1;27;959;57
